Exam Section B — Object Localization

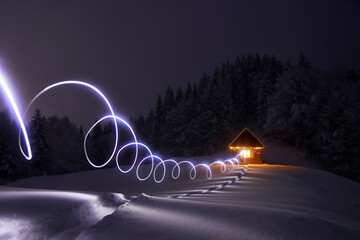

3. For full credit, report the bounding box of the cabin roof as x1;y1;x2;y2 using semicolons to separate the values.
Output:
228;128;265;148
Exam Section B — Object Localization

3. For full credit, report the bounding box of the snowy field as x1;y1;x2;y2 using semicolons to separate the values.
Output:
1;143;360;239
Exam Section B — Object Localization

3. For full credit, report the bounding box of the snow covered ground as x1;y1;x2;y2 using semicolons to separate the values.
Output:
1;142;360;239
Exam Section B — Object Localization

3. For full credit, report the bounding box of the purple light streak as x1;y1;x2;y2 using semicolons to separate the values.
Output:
0;74;247;183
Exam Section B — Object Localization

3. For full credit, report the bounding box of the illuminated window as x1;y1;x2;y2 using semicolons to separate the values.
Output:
240;150;251;158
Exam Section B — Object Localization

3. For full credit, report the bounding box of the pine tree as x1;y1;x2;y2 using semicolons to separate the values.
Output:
257;57;283;127
175;87;184;105
30;109;48;175
155;95;164;124
164;87;175;113
154;95;165;149
0;111;23;179
79;125;84;140
265;53;316;147
185;82;192;101
347;67;358;83
144;110;156;147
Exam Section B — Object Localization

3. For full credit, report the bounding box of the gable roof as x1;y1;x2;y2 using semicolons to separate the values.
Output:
228;128;265;148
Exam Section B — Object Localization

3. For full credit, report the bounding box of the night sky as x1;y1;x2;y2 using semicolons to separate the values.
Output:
0;0;359;128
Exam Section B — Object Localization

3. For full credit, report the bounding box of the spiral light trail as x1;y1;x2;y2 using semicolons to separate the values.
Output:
0;71;246;183
0;70;32;160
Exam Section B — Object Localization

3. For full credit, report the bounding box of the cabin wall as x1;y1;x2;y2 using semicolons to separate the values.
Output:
251;149;262;164
230;149;263;164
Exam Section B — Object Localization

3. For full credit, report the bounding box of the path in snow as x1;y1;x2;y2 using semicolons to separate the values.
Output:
2;164;360;239
76;165;360;240
2;143;359;239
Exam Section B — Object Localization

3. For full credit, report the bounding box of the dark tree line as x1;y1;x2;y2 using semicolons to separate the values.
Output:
26;109;94;176
133;53;360;181
0;109;90;181
0;53;359;182
0;108;132;181
132;53;284;156
0;110;26;180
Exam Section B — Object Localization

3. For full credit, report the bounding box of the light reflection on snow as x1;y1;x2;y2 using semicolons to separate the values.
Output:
125;203;237;238
0;191;124;240
2;190;98;201
0;218;33;240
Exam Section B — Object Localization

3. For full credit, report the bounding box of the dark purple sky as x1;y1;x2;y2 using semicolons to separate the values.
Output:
0;0;359;127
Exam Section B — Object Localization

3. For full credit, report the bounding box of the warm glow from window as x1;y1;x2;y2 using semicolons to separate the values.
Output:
240;150;250;158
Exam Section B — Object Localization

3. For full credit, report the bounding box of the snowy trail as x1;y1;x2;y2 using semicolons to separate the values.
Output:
0;187;127;239
76;165;360;240
1;164;246;239
2;164;360;239
78;194;359;240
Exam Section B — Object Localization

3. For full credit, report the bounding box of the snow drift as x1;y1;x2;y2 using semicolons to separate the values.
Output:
1;160;359;239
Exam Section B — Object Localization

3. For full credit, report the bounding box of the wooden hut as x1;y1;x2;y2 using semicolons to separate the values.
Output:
228;128;265;164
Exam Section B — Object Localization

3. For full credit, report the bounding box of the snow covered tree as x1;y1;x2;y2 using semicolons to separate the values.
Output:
185;82;192;101
175;87;184;105
155;95;164;124
164;87;175;113
141;110;156;149
265;53;317;148
257;57;283;127
30;109;49;175
0;111;24;180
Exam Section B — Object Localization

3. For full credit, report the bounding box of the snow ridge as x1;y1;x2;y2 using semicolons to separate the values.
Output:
171;166;248;198
75;166;250;239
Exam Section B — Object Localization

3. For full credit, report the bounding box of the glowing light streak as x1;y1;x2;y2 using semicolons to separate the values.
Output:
230;157;241;167
0;72;248;184
191;164;212;180
177;160;197;179
138;155;165;183
153;158;179;183
116;142;153;181
84;115;136;168
224;159;235;171
19;80;120;165
209;161;227;173
235;152;246;164
0;70;32;160
239;149;250;158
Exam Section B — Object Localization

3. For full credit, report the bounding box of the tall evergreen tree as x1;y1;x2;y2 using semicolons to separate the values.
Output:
30;109;48;175
175;87;184;105
257;56;283;127
164;87;175;112
0;111;23;179
185;82;192;101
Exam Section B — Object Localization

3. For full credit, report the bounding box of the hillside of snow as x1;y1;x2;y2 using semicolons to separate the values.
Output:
1;142;360;239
